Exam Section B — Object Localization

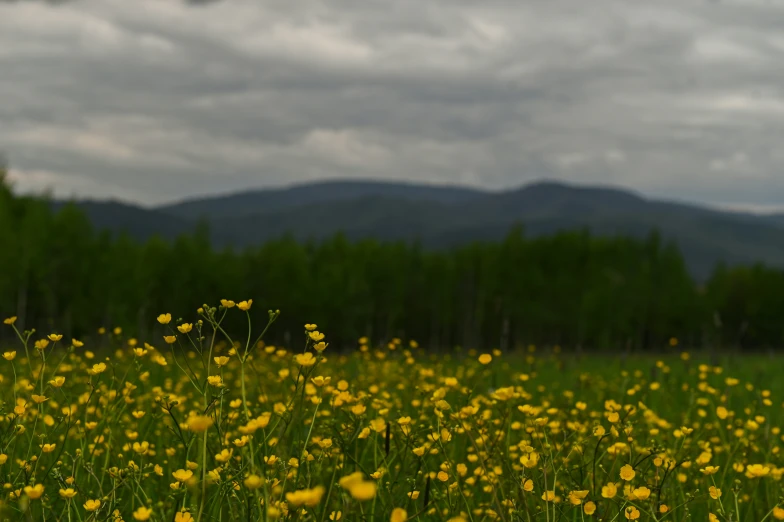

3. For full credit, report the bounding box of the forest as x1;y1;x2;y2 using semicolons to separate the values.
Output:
2;170;784;352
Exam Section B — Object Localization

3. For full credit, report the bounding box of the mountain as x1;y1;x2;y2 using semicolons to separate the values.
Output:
52;179;784;278
764;214;784;228
160;179;486;220
50;200;192;241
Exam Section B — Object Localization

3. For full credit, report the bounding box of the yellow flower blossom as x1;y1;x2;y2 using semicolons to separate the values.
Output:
177;323;193;333
87;363;106;375
84;499;101;511
59;488;76;499
285;485;326;507
133;506;153;521
295;352;317;367
620;464;636;481
187;415;213;433
244;475;264;489
24;484;44;500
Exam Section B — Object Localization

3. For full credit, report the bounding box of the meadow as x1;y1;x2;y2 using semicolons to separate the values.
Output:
0;300;781;522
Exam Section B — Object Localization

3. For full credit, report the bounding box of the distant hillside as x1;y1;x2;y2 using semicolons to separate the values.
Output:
50;200;192;242
160;179;486;220
764;214;784;228
52;179;784;278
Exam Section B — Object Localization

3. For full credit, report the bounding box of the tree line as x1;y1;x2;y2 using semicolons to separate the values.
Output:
2;171;784;351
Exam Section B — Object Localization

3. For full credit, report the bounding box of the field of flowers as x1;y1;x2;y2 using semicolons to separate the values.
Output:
0;300;782;522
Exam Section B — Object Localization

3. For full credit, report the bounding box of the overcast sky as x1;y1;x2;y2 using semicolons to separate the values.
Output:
2;0;784;210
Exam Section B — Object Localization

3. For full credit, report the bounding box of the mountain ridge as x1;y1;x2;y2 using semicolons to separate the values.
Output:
158;178;491;220
48;179;784;278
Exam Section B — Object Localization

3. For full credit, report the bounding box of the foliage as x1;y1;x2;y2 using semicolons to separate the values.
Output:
2;179;784;350
0;308;783;521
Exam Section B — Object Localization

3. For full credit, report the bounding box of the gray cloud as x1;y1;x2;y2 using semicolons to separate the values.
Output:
2;0;784;209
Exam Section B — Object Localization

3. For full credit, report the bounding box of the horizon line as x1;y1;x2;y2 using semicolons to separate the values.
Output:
11;174;784;217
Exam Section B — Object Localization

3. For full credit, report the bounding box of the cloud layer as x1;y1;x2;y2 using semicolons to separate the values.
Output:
2;0;784;208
